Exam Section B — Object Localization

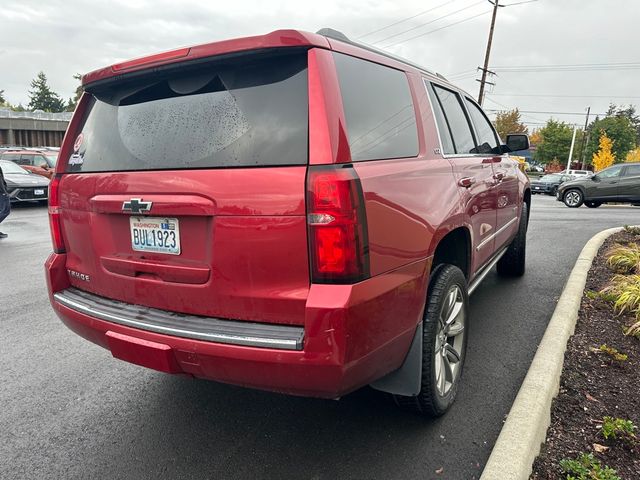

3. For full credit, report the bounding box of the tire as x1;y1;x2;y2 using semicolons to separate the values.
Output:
551;186;558;196
497;202;528;277
393;264;468;417
563;189;583;208
585;201;602;208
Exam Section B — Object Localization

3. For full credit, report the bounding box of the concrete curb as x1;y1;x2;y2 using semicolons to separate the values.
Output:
480;226;624;480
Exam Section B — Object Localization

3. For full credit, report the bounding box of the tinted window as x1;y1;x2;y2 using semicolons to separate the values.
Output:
599;165;622;179
1;154;19;162
624;165;640;176
431;85;476;154
425;80;454;154
67;51;308;172
464;98;498;154
333;53;418;161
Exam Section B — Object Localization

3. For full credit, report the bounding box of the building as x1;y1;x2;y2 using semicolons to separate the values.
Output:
0;109;71;147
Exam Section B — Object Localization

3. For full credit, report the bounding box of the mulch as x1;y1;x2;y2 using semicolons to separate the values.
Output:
530;231;640;479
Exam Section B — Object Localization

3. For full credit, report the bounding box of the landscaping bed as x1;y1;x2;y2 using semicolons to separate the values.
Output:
531;229;640;479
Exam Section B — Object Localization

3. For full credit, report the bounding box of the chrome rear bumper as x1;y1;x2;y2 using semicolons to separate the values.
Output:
53;288;304;351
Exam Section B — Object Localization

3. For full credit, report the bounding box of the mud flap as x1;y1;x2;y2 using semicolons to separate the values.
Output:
369;322;422;396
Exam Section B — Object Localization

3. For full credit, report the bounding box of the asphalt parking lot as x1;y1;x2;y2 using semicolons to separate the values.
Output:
1;195;638;480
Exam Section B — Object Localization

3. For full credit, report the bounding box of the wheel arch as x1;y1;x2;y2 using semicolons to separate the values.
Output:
430;226;472;280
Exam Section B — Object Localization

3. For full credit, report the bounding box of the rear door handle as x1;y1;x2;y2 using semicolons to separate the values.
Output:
458;177;476;188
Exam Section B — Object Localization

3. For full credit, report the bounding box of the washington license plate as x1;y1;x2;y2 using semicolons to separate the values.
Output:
130;217;181;255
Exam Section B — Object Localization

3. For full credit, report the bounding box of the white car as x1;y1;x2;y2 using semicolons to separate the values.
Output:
559;169;592;177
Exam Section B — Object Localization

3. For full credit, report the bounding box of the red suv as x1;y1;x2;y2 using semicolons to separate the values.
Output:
46;29;530;416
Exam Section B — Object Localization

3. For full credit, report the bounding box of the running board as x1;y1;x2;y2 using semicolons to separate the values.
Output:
468;247;508;295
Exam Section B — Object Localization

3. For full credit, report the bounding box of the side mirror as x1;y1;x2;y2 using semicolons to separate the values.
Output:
505;134;530;152
592;175;600;182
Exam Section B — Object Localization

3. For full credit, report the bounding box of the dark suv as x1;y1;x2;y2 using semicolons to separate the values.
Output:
45;28;531;416
557;162;640;207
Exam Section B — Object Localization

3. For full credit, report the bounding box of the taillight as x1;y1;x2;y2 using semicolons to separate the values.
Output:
307;166;369;283
48;175;65;253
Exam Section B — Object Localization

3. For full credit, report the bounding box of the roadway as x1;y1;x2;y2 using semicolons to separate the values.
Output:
0;195;637;479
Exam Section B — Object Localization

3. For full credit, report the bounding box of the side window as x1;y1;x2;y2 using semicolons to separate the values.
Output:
333;52;418;161
19;155;35;166
623;165;640;177
430;84;476;155
2;154;20;162
599;165;622;179
464;98;499;154
424;80;455;154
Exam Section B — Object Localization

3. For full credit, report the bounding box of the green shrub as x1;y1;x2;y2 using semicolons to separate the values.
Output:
606;243;640;274
559;453;620;480
601;275;640;318
601;416;637;441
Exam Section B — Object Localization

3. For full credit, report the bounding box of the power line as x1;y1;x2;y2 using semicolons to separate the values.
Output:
372;1;486;46
382;10;491;48
488;93;640;99
355;0;455;40
485;109;607;116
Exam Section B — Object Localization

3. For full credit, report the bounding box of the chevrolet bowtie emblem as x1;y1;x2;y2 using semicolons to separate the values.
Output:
122;198;153;214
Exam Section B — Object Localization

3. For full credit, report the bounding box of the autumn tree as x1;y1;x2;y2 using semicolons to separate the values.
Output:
626;147;640;163
493;108;528;140
28;71;65;112
592;132;615;172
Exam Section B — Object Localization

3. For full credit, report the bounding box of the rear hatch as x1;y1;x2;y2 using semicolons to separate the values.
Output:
58;49;310;325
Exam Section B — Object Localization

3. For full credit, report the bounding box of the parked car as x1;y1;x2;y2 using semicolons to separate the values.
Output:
0;160;49;202
557;162;640;207
0;149;57;178
530;173;573;195
45;28;531;416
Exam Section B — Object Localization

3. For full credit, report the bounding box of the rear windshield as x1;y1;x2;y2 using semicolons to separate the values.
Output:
67;51;308;172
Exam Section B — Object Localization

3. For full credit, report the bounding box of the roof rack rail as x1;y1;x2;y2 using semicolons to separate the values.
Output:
316;28;442;79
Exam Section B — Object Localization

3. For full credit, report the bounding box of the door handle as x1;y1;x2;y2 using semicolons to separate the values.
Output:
493;172;505;181
458;177;476;188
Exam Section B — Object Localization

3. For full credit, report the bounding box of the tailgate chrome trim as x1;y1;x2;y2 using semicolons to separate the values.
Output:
54;288;304;351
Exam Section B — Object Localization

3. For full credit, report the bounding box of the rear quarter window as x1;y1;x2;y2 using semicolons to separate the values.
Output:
67;51;308;172
332;52;418;162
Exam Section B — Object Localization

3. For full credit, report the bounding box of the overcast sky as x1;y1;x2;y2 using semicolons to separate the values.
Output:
2;0;639;129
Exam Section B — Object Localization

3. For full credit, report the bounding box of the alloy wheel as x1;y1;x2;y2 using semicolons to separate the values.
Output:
565;191;581;207
434;285;466;396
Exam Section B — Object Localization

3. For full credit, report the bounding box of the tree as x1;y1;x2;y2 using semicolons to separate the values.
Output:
493;108;528;140
0;89;5;104
626;147;640;163
65;74;83;112
585;113;636;162
27;71;65;112
533;119;576;164
592;132;615;172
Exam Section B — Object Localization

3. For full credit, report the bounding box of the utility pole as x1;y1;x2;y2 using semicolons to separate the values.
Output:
477;0;501;106
566;124;578;173
579;106;591;168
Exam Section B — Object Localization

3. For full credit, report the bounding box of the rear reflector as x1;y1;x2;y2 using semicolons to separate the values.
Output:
307;166;369;283
48;175;65;253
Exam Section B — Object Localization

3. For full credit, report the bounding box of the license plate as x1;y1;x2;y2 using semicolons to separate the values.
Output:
534;186;540;190
130;217;181;255
34;189;45;195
